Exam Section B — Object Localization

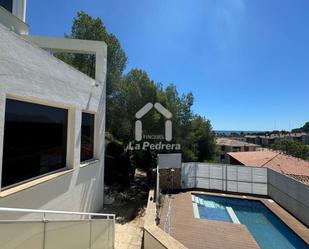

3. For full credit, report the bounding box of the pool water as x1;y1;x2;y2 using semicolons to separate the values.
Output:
192;194;308;249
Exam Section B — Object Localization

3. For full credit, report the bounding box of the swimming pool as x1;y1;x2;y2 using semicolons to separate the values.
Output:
192;194;308;249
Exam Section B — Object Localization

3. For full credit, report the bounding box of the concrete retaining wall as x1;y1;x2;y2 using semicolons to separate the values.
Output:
144;230;167;249
268;169;309;227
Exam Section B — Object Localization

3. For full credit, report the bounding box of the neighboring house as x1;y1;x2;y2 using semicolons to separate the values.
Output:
302;134;309;145
246;134;278;147
245;132;309;146
245;135;262;145
260;135;276;147
0;1;107;218
216;138;260;163
227;151;309;185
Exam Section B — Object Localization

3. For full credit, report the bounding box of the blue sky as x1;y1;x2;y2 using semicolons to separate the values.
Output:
27;0;309;131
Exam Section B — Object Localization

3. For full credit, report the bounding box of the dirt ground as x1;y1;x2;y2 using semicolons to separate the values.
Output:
100;169;149;249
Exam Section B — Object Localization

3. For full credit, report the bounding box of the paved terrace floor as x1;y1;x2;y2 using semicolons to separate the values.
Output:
159;191;309;249
114;216;144;249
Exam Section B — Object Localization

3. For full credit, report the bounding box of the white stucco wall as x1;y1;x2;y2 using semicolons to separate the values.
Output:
0;23;107;218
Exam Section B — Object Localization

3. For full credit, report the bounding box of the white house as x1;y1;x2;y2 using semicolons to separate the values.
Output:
0;0;108;220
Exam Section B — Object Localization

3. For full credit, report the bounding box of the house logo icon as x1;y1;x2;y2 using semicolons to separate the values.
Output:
135;103;172;142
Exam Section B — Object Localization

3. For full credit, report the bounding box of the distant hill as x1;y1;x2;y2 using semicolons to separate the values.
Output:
292;122;309;133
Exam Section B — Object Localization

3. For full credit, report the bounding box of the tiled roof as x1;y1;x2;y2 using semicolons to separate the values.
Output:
216;138;260;147
228;151;275;166
227;151;309;185
285;174;309;185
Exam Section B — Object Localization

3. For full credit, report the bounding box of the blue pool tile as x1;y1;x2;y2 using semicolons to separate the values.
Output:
192;194;309;249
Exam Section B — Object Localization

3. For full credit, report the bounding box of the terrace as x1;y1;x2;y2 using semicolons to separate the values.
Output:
159;191;308;249
1;1;308;248
143;160;309;249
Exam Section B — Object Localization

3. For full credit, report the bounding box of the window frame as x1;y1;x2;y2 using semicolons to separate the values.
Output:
0;0;13;13
0;96;70;190
80;110;96;164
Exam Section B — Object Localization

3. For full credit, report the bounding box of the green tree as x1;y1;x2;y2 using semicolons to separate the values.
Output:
55;11;127;95
189;116;216;162
271;139;309;160
303;122;309;132
54;11;128;138
292;122;309;133
56;11;217;165
108;69;161;142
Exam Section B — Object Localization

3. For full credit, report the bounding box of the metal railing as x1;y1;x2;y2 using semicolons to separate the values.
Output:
163;194;173;236
0;207;115;220
0;207;115;249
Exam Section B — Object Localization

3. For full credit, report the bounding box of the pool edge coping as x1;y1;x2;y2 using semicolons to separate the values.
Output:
191;190;309;245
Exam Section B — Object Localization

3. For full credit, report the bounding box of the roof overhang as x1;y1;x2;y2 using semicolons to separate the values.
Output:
21;35;107;85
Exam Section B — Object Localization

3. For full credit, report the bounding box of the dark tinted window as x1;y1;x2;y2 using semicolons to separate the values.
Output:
0;0;13;12
2;99;68;187
80;113;95;162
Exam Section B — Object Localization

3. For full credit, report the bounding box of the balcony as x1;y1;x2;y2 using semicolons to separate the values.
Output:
0;207;115;249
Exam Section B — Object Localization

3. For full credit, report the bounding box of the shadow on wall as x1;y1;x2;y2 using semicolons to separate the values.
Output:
77;163;104;213
0;163;104;220
0;172;72;220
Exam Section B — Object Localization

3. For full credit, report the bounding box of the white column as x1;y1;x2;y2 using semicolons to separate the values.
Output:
0;92;6;190
94;81;106;162
66;108;82;169
17;0;27;22
95;46;107;84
